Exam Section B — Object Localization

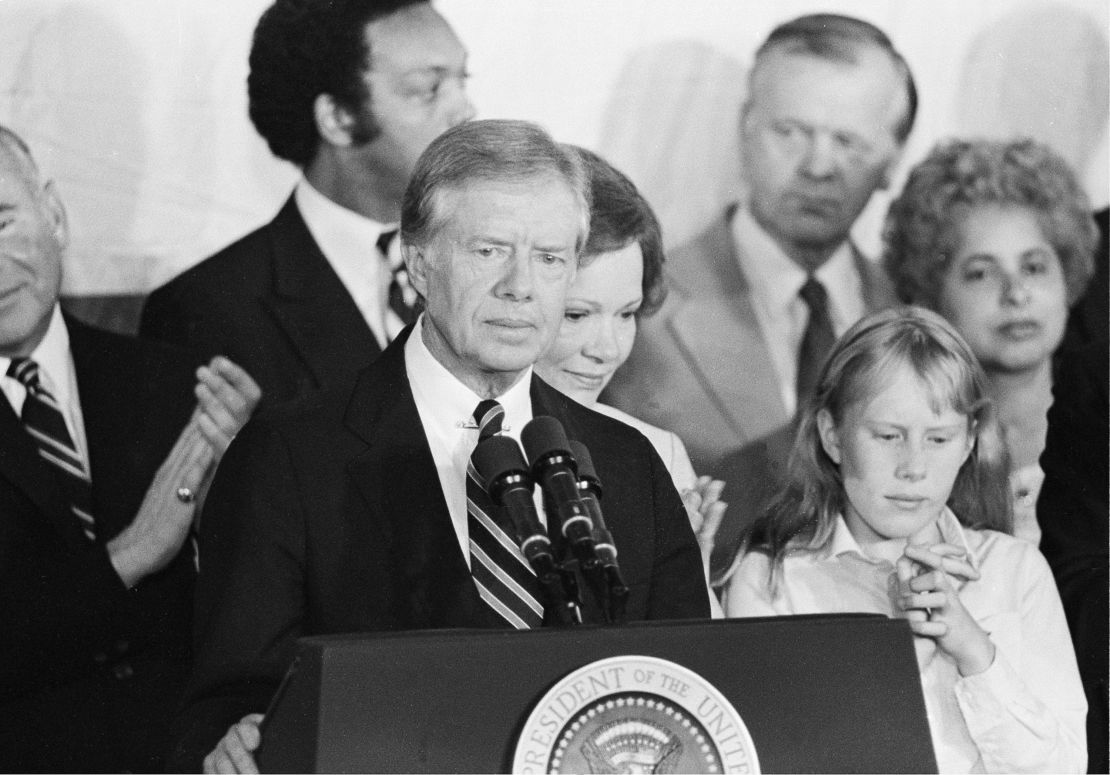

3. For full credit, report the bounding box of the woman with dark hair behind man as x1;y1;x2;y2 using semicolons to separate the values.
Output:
536;146;725;596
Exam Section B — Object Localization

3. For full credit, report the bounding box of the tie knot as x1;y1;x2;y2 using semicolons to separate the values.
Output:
472;399;504;441
7;357;42;391
799;276;829;312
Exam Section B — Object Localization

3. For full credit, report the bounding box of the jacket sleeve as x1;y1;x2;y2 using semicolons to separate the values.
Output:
167;416;307;771
644;439;713;620
0;529;191;698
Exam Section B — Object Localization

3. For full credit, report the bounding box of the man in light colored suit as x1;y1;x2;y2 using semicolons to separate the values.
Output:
605;14;913;580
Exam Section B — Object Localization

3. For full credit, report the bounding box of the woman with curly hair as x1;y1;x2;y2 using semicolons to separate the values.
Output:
883;138;1098;545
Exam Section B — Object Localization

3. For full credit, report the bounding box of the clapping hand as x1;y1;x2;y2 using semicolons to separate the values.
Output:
107;357;261;588
682;476;727;570
193;356;262;461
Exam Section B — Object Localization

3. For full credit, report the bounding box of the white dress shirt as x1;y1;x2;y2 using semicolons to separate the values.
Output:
0;305;90;474
405;316;539;563
294;178;405;350
732;207;867;416
722;508;1087;773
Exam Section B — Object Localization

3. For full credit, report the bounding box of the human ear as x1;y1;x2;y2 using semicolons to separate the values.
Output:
960;428;975;466
40;181;69;249
313;93;359;147
404;242;429;299
816;409;842;464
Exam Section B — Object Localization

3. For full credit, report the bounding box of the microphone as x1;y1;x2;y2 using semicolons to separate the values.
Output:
472;435;579;626
520;417;599;571
472;436;551;567
567;440;615;564
569;440;628;624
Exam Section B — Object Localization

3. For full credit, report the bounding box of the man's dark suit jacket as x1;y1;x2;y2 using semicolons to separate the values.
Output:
0;317;198;772
1038;336;1108;774
140;195;382;406
169;328;710;770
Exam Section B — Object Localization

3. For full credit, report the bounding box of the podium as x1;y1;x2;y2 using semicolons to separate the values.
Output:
256;614;936;773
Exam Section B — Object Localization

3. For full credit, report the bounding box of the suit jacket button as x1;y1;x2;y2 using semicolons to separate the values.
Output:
93;652;108;665
114;639;129;654
113;662;134;680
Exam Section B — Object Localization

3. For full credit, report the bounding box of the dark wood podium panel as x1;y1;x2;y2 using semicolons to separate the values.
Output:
256;614;936;773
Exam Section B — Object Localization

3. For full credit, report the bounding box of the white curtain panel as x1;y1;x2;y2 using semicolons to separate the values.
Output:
0;0;1105;294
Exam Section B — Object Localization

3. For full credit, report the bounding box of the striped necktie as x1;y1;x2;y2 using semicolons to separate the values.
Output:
466;399;544;628
796;275;837;412
7;358;96;541
377;228;417;329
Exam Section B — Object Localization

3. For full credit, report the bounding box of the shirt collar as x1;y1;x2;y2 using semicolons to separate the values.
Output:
732;205;863;328
823;507;980;573
294;177;393;274
404;315;533;435
0;305;74;400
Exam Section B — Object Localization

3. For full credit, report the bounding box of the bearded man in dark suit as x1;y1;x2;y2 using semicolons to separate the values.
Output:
140;0;475;406
0;126;259;772
176;119;711;774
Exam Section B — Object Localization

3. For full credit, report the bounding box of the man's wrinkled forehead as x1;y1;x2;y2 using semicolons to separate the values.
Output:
747;44;910;140
751;36;899;91
747;13;917;145
427;175;589;243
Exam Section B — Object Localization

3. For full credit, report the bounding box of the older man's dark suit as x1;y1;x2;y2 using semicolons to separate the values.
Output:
170;327;710;770
0;317;197;772
140;196;382;406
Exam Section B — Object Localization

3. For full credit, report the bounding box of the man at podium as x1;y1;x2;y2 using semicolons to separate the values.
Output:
172;119;711;773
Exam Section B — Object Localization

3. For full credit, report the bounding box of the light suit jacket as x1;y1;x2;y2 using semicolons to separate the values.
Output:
604;205;897;579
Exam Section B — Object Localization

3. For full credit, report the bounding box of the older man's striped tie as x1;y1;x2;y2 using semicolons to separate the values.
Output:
7;358;96;541
466;399;543;628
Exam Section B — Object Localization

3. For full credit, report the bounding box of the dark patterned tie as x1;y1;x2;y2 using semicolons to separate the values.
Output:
8;358;96;541
796;276;837;412
377;228;417;329
466;399;543;628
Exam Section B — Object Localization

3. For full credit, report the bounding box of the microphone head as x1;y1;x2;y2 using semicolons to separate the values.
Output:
472;435;531;485
568;440;601;489
521;416;575;470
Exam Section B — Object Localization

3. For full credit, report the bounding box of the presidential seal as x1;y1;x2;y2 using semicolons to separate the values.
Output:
512;655;759;774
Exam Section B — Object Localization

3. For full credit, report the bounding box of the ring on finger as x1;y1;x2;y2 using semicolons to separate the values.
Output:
175;486;196;504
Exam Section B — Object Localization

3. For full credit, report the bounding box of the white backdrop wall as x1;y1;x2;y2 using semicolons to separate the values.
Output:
0;0;1106;295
